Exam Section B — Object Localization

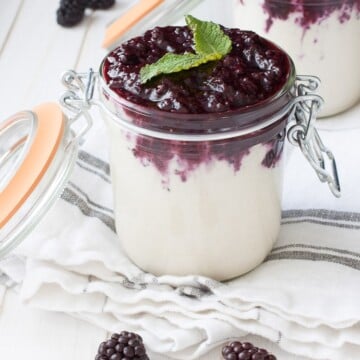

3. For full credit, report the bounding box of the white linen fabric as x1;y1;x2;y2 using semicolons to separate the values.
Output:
1;104;360;360
0;282;6;306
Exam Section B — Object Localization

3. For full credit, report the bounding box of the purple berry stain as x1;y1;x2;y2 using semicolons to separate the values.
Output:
102;26;291;184
255;0;360;32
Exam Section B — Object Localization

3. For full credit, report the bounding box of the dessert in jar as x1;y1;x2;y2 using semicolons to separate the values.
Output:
233;0;360;117
99;21;295;280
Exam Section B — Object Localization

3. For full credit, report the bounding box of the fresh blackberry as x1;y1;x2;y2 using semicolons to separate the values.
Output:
221;341;277;360
60;0;87;7
96;331;149;360
86;0;116;10
56;0;86;27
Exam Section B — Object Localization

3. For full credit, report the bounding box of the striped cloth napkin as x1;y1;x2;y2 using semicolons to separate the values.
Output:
1;103;360;360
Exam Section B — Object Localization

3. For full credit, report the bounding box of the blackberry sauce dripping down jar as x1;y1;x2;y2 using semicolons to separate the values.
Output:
234;0;360;117
0;27;340;281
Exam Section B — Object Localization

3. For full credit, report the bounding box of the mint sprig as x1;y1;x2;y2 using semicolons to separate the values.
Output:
140;15;232;84
186;15;232;58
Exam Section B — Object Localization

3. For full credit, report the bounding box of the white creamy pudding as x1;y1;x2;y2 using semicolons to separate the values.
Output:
234;0;360;117
104;120;283;280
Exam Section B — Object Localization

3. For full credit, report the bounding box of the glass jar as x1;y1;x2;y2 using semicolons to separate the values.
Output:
98;62;293;280
89;55;338;280
233;0;360;117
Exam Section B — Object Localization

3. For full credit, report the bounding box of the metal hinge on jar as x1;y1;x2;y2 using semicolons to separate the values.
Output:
288;75;341;197
60;69;98;147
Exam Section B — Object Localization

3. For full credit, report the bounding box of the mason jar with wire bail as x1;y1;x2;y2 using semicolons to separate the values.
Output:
90;25;339;281
233;0;360;118
0;21;340;282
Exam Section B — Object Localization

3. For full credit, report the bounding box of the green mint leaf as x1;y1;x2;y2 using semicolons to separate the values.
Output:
185;15;232;57
140;16;232;83
140;52;221;83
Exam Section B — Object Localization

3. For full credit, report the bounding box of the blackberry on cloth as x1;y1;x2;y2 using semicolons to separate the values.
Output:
96;331;149;360
222;341;277;360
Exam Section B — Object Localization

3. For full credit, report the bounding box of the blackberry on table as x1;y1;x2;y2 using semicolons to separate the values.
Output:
60;0;87;7
86;0;116;10
56;0;86;27
56;0;115;27
222;341;277;360
96;331;149;360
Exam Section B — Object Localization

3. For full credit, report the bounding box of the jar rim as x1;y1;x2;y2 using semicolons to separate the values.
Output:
98;53;296;141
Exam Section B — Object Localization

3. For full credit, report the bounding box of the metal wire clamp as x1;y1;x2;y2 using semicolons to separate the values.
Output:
288;75;341;197
60;69;98;147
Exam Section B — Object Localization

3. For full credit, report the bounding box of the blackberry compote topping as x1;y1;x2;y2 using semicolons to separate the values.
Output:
222;341;277;360
103;26;290;114
102;22;292;182
96;331;149;360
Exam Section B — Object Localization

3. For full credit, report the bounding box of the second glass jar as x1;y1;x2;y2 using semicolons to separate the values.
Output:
233;0;360;117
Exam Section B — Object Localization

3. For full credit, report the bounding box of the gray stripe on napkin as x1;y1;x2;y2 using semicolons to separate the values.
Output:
281;209;360;229
76;161;111;184
61;188;115;232
68;182;113;214
282;209;360;222
0;272;17;288
78;150;110;176
281;219;360;230
266;250;360;271
272;244;360;259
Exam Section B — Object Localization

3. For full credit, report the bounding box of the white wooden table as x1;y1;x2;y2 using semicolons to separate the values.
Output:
0;1;313;359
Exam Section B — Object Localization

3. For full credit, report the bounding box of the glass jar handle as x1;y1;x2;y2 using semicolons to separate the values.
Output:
60;69;98;147
288;75;341;197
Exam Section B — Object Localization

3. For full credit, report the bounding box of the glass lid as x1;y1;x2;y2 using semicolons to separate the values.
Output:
0;103;78;258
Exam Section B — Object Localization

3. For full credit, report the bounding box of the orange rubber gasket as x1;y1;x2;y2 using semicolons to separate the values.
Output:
103;0;164;48
0;103;65;228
